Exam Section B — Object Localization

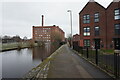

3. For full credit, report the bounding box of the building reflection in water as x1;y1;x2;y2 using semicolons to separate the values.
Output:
32;43;58;61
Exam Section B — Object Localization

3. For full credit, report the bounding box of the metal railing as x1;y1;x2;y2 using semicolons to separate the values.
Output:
73;44;120;79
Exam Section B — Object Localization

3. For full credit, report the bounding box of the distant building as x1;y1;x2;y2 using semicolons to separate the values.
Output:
32;15;65;43
32;25;65;43
73;34;80;46
73;34;80;42
79;0;120;50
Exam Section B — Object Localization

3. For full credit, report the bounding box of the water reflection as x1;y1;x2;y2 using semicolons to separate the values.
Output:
32;43;58;61
2;43;59;78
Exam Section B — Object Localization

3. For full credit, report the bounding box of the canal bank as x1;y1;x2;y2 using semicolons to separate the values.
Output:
24;44;64;79
24;44;112;79
1;42;43;52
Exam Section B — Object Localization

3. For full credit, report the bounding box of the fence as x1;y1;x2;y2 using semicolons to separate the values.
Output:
73;44;120;79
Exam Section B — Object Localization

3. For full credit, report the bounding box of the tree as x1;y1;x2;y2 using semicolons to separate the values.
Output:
12;35;21;42
23;36;27;40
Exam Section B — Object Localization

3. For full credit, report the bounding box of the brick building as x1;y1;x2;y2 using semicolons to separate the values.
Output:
33;15;65;43
33;25;65;43
73;34;80;47
79;0;120;50
106;1;120;49
73;34;80;42
79;0;106;49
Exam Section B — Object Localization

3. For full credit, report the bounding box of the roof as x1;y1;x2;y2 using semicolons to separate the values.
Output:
33;26;65;33
106;2;113;10
33;25;58;28
79;0;120;14
79;1;106;14
73;34;80;36
106;1;120;10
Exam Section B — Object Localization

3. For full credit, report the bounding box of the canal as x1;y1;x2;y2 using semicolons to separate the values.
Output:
1;43;59;78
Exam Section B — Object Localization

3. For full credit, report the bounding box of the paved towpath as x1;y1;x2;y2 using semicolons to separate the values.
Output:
47;45;112;78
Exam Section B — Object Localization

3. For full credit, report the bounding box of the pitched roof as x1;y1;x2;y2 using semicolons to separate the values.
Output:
79;1;106;14
106;1;120;9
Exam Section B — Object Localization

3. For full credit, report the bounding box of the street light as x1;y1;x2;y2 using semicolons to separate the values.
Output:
67;10;73;47
67;10;72;38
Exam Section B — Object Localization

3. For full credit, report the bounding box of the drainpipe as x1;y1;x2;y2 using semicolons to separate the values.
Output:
105;10;108;49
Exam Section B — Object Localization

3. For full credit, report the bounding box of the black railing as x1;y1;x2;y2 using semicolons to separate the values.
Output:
114;53;120;79
73;44;120;79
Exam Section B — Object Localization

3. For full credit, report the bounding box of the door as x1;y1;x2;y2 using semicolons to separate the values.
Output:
114;38;120;50
94;39;100;49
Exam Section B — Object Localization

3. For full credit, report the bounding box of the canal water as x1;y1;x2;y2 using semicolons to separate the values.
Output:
1;44;59;78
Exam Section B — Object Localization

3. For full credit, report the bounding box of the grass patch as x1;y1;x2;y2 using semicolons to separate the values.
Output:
100;49;114;54
2;42;38;51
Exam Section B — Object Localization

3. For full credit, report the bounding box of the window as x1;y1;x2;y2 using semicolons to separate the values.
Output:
115;24;120;35
95;26;100;36
83;14;90;23
84;39;90;47
94;13;99;22
114;9;120;20
83;27;90;36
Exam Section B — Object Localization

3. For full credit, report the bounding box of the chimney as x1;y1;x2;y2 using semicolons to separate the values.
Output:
89;0;95;2
42;15;44;26
113;0;120;2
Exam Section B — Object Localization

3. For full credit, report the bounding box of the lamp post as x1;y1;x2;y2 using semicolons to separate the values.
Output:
67;10;73;47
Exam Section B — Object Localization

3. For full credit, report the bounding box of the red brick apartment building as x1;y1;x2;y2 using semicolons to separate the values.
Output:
106;1;120;49
32;15;65;43
79;0;120;50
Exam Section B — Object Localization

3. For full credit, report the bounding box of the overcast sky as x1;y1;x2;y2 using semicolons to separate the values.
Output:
1;0;113;39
